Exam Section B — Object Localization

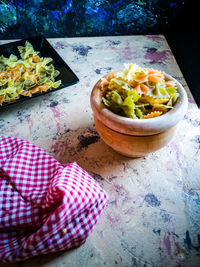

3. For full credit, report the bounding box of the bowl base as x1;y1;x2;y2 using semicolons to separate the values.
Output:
94;116;177;158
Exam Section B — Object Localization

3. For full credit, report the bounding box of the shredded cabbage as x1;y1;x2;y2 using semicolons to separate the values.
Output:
0;41;61;105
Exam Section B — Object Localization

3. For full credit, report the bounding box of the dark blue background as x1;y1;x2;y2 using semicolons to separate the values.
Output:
0;0;184;39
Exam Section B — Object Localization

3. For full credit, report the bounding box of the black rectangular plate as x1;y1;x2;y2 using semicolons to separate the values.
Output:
0;35;79;109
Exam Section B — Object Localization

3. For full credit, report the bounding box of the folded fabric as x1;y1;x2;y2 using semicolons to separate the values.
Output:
0;136;108;263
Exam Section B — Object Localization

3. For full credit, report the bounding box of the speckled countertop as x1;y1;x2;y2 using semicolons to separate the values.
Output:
0;35;200;267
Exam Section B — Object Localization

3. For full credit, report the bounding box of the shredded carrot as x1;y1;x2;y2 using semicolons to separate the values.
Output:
134;69;163;84
32;55;40;63
140;83;150;94
148;69;162;75
127;80;138;87
9;66;19;72
165;80;176;87
101;78;109;88
133;83;150;94
148;74;163;83
107;70;115;81
142;111;163;119
152;104;168;113
134;84;141;93
22;86;49;97
31;76;38;84
134;74;148;83
0;95;5;105
25;68;32;74
37;86;49;92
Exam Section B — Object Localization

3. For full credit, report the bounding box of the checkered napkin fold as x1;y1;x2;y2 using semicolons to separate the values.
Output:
0;136;108;263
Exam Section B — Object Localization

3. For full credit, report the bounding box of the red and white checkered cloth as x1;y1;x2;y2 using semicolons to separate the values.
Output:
0;136;108;263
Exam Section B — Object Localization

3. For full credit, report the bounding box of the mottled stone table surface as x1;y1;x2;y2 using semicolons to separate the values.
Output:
0;35;200;267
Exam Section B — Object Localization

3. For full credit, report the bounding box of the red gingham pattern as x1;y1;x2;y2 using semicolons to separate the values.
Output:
0;136;108;263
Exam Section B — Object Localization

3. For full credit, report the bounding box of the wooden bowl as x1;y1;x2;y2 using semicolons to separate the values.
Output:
90;74;188;157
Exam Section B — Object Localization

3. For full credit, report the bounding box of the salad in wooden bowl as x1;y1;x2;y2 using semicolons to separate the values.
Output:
90;64;188;157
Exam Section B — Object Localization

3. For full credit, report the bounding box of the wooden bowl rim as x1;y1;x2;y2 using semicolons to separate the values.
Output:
90;73;188;136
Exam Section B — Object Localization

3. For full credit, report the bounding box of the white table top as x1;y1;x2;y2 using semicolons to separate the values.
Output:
1;35;200;267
